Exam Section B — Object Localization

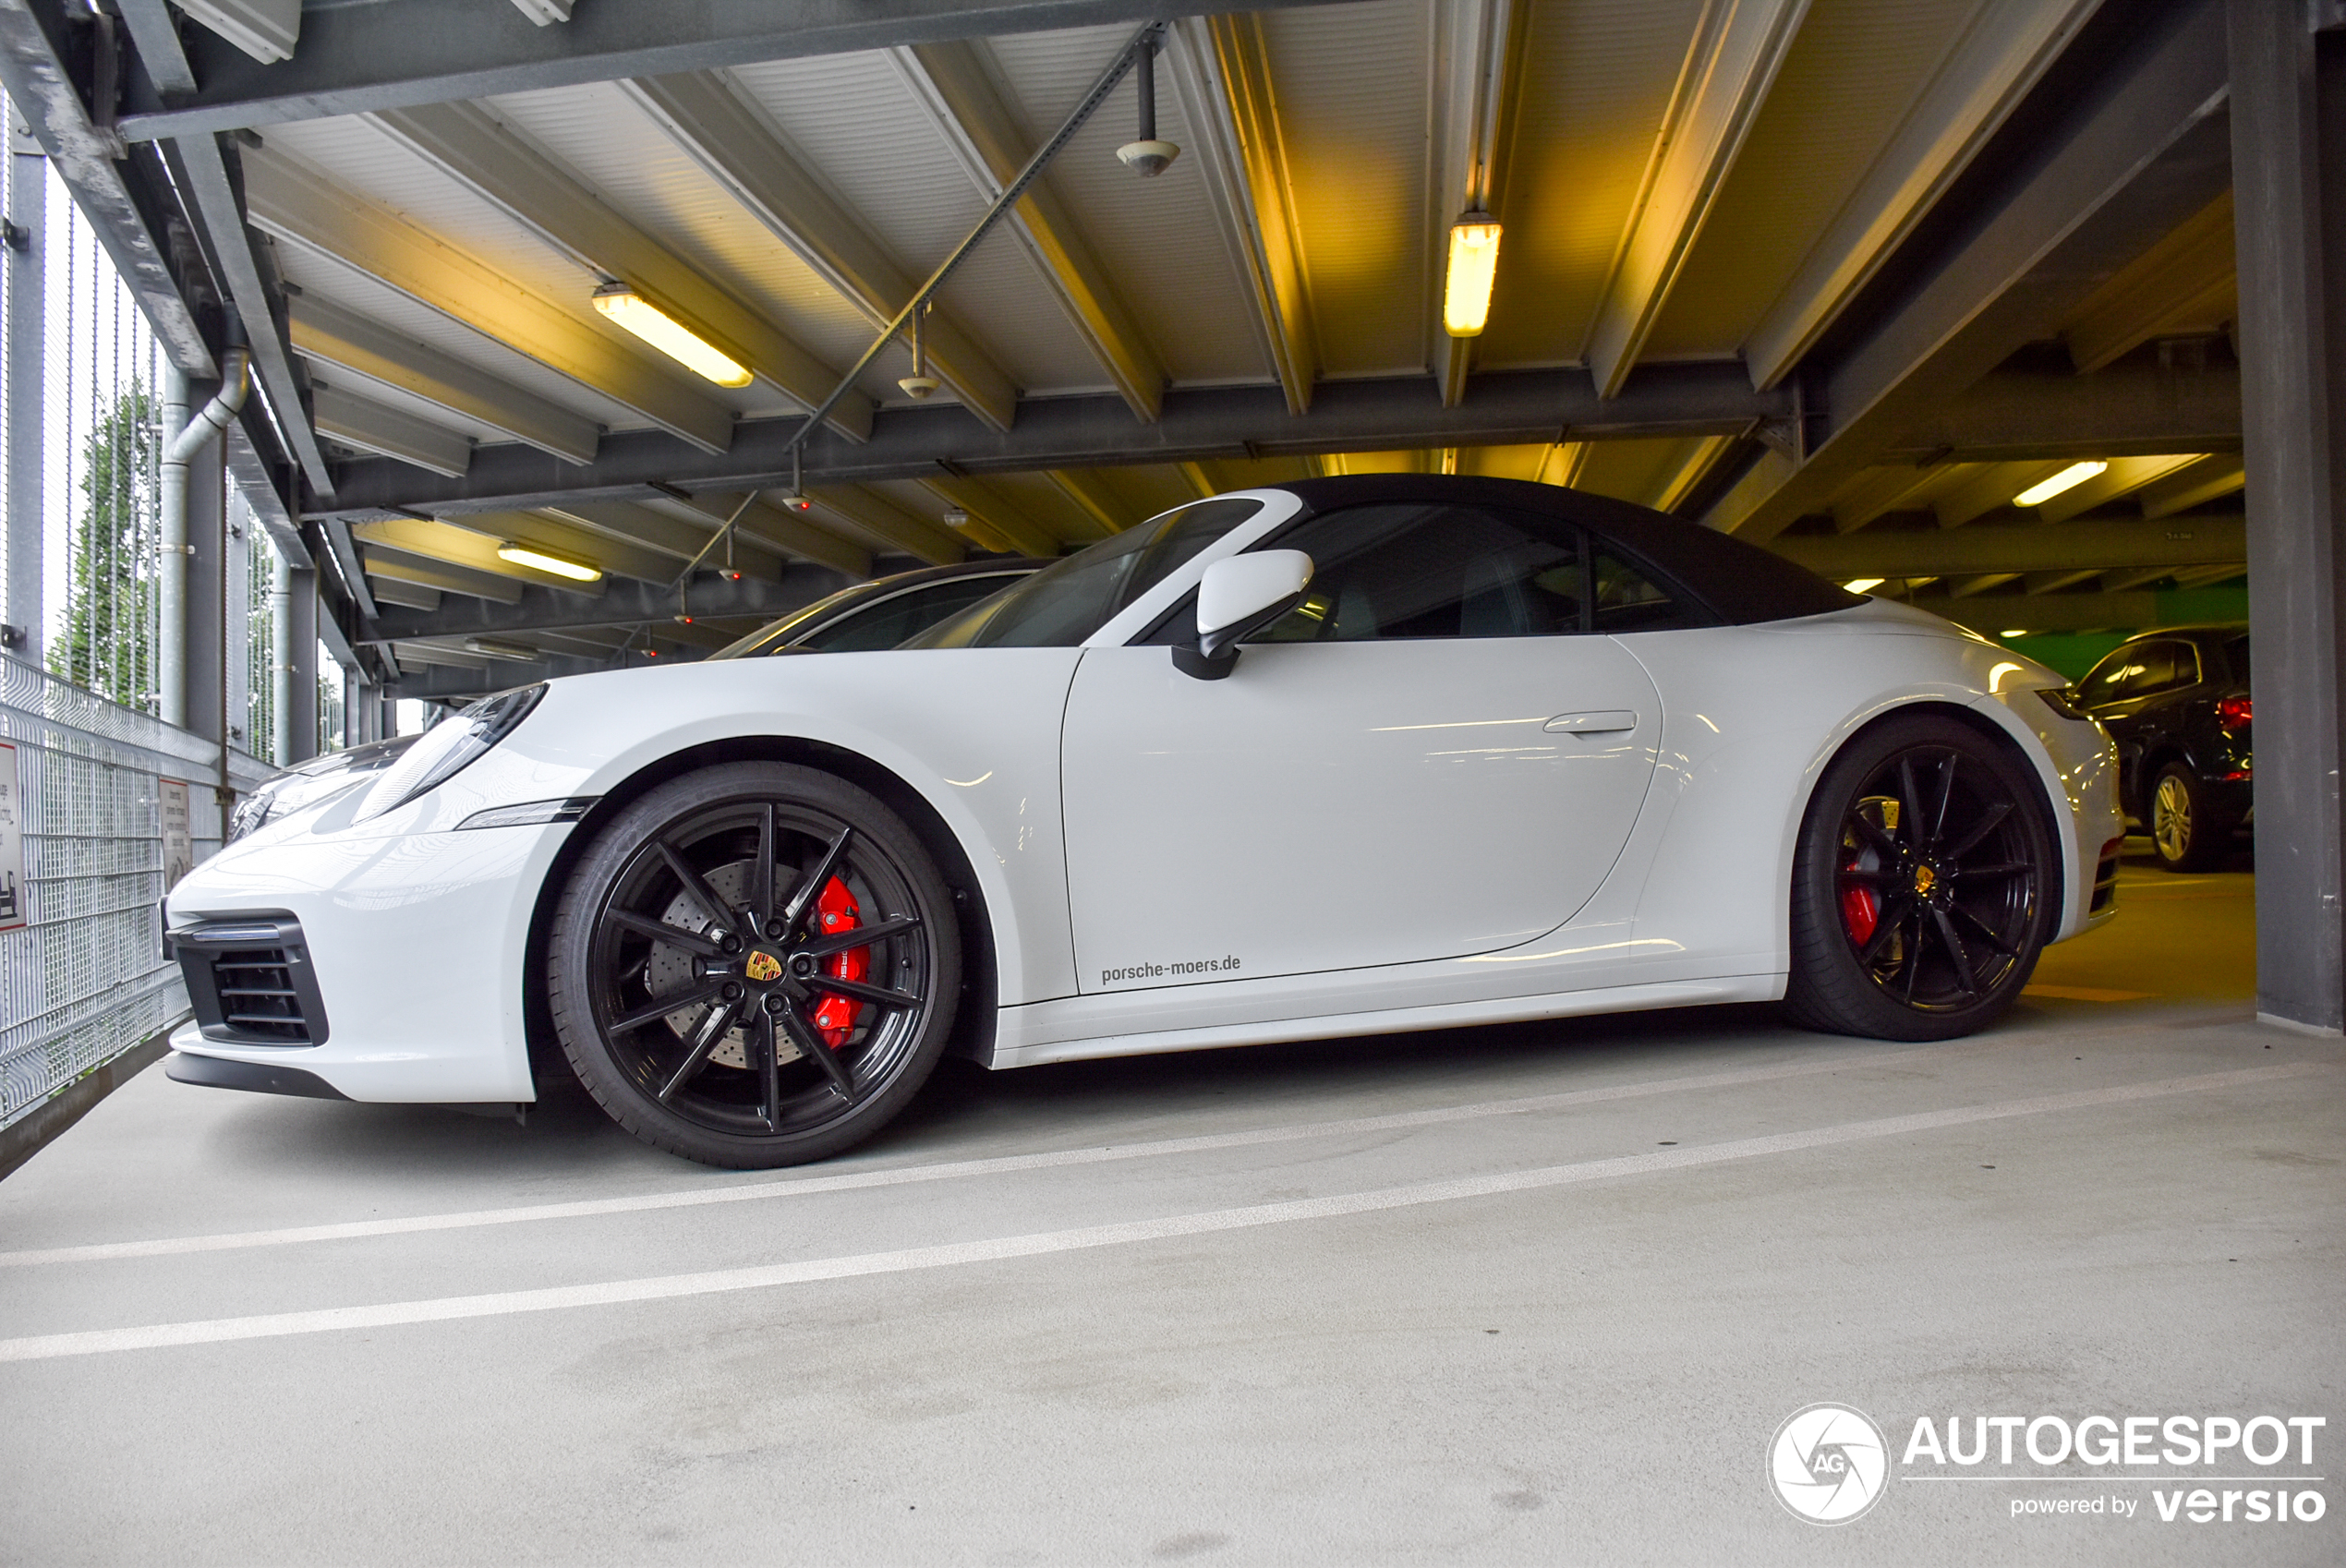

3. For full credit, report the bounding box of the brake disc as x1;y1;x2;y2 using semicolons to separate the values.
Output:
640;859;804;1071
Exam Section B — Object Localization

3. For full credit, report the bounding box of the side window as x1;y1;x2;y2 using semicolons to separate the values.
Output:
797;575;1020;653
2132;641;2195;694
1590;549;1692;633
1244;502;1589;643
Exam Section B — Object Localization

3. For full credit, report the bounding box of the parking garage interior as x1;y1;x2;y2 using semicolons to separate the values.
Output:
0;0;2340;1561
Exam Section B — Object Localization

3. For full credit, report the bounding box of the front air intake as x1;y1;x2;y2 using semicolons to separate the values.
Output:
171;913;331;1046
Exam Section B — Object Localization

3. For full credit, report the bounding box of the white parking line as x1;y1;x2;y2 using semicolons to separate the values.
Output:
2;1040;2017;1270
0;1062;2316;1365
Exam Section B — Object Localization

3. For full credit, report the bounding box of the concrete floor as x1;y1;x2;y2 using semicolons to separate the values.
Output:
2;843;2337;1565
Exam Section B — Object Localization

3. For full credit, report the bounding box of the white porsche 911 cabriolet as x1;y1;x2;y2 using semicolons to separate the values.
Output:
164;476;2122;1168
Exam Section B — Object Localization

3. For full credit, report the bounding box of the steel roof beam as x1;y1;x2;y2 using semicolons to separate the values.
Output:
362;566;848;645
1585;0;1810;399
0;0;214;375
666;491;874;581
116;0;1351;142
1166;15;1316;415
1704;0;2233;543
360;545;524;604
311;362;1791;520
1919;585;2245;633
289;293;600;464
1044;469;1128;537
1876;354;2241;464
243;147;733;453
2062;191;2237;372
621;72;1017;434
917;475;1062;558
161;133;337;496
369;102;872;443
1427;0;1528;406
427;509;681;587
1769;512;2244;579
1740;0;2104;392
804;486;967;565
893;40;1167;421
309;380;472;477
533;497;785;575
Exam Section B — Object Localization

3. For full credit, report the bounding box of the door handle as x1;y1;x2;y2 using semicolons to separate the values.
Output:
1545;710;1638;734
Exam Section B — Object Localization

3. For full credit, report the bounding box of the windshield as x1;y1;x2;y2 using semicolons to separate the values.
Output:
910;498;1262;648
707;582;870;660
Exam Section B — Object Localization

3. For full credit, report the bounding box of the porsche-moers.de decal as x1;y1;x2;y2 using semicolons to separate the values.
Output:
1101;955;1242;986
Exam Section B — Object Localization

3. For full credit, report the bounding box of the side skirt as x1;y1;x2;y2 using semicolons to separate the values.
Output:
989;973;1786;1070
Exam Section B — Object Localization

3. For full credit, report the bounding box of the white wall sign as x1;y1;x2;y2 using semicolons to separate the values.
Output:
160;778;193;893
0;740;25;933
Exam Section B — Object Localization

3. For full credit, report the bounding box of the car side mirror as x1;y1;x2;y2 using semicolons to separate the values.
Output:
1173;550;1313;681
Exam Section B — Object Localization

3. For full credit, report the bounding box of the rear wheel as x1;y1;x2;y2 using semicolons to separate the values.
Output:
548;762;960;1168
1784;715;2055;1041
2148;762;2227;873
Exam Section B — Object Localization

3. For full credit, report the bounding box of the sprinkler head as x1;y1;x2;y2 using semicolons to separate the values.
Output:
897;374;941;400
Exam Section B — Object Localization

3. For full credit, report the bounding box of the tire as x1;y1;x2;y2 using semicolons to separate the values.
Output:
2147;762;2227;873
548;762;961;1168
1783;714;2057;1041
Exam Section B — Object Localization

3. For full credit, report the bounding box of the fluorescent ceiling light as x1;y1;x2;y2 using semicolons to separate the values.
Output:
2013;461;2108;508
465;638;538;661
2000;630;2029;639
1443;213;1502;337
1842;578;1884;594
497;542;602;582
592;284;753;387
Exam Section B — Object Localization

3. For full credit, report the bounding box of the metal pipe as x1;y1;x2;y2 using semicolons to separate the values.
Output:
159;347;248;728
271;546;293;765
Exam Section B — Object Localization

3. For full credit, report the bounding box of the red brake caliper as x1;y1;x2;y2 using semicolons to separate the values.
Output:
1841;854;1880;946
810;877;867;1048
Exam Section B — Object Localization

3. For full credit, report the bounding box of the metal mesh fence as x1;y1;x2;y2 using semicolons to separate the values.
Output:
0;653;272;1128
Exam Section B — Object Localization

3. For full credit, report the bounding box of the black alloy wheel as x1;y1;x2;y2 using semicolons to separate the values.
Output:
549;762;960;1168
1784;714;2055;1041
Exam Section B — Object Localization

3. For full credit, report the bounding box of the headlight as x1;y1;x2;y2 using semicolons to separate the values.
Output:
357;684;547;821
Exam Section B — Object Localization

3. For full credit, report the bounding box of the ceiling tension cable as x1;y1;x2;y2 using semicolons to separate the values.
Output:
671;20;1169;589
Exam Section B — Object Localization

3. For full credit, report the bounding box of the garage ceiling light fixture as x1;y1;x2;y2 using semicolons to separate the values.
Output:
1842;577;1884;593
464;638;538;661
497;542;603;582
591;283;754;388
2013;461;2108;507
1444;212;1502;337
2000;630;2029;638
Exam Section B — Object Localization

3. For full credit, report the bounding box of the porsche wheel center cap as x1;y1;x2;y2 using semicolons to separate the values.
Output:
1912;863;1938;898
744;949;783;983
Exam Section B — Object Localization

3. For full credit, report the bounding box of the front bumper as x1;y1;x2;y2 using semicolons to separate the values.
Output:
163;817;569;1104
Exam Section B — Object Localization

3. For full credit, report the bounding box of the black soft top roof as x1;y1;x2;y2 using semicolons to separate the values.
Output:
1269;474;1860;626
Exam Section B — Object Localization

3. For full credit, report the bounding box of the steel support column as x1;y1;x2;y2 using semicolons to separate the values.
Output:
4;112;39;662
286;566;318;762
2229;0;2346;1034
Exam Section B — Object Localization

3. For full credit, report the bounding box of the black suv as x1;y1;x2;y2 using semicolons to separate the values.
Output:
2072;625;2252;872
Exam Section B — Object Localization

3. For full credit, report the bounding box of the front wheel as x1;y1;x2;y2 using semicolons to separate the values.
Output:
548;762;961;1168
1784;715;2056;1041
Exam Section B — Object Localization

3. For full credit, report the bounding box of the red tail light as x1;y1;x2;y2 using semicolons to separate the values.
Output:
2218;695;2252;730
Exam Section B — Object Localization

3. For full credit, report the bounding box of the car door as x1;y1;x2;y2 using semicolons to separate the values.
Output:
1058;501;1666;993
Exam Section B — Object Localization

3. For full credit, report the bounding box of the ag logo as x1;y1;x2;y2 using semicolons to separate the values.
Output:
1769;1403;1889;1525
744;951;782;983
